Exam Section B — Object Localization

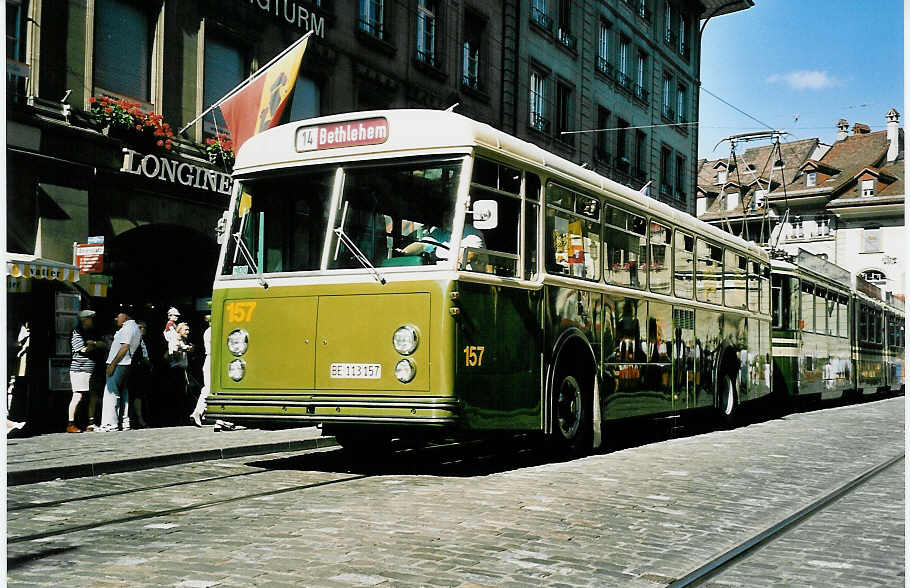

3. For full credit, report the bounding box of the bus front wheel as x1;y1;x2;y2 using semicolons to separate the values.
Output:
718;372;738;427
553;370;592;453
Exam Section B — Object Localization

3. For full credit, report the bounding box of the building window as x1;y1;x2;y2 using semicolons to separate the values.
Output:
661;72;672;120
203;33;246;137
93;0;153;102
6;0;29;100
659;146;671;195
531;0;552;32
462;11;485;91
288;76;321;122
676;83;687;123
634;130;646;180
556;0;576;50
773;159;784;169
616;118;629;172
860;270;886;285
862;227;882;252
861;178;875;196
806;171;817;187
716;168;727;184
618;36;630;88
753;189;767;209
677;11;689;57
635;52;647;101
597;20;611;76
675;154;685;199
663;2;673;45
555;80;574;143
529;69;550;133
359;0;385;40
416;0;438;67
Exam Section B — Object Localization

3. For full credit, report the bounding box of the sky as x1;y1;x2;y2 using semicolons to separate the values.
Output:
697;0;903;160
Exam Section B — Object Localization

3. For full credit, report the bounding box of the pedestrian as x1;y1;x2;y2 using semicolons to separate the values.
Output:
128;321;153;428
189;318;211;427
163;306;180;354
98;305;141;432
67;310;107;433
166;321;195;423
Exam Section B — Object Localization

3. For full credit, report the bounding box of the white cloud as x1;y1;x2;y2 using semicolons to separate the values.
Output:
766;70;839;90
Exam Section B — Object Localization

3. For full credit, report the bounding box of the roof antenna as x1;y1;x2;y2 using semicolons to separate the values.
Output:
444;103;459;112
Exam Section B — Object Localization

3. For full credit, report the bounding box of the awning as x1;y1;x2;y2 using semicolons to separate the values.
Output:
6;253;81;283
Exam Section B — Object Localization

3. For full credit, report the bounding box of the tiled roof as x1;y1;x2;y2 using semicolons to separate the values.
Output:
697;137;818;193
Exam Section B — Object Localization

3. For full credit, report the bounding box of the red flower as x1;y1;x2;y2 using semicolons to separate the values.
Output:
104;107;113;114
156;139;164;147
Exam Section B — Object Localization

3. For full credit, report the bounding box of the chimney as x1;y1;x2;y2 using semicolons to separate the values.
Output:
886;107;900;162
853;122;871;135
836;119;849;141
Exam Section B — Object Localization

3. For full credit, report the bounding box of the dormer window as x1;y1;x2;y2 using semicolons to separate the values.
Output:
806;172;817;187
716;169;727;184
861;179;875;196
772;159;784;169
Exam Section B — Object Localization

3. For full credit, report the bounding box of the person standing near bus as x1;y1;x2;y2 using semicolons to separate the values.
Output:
98;306;141;432
189;318;212;427
67;310;106;432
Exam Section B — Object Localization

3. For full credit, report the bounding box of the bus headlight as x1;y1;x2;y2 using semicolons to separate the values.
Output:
227;329;249;356
395;359;416;383
392;325;419;355
227;359;246;382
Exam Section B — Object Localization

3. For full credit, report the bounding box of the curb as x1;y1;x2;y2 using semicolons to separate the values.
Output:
7;436;338;486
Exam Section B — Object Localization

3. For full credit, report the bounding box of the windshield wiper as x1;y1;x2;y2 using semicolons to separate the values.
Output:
333;227;386;285
232;231;269;289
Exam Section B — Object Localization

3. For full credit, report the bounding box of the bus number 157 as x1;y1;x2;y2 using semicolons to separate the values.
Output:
464;345;485;367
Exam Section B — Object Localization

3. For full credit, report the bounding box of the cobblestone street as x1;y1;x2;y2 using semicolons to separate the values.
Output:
7;397;904;587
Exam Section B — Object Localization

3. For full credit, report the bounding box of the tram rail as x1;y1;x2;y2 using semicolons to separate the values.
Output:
667;451;905;587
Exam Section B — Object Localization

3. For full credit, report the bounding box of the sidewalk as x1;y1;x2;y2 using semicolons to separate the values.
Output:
6;424;337;486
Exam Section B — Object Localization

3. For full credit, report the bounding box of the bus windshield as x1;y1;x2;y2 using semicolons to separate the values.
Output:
221;157;463;277
328;157;463;270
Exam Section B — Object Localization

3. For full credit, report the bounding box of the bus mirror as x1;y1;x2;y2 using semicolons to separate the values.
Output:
470;200;498;230
216;211;231;245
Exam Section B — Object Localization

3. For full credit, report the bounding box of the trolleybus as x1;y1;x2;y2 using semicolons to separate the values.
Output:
771;249;904;403
206;109;773;451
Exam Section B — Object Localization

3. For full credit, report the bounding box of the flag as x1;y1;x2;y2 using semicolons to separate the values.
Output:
219;36;310;152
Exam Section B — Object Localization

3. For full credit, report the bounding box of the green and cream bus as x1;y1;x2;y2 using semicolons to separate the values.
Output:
207;109;772;450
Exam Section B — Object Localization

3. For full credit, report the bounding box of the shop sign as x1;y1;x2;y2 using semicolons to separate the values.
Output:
120;148;233;196
85;274;113;298
245;0;326;38
74;243;105;274
296;118;388;152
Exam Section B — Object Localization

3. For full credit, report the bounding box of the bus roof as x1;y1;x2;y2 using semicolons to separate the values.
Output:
235;109;768;261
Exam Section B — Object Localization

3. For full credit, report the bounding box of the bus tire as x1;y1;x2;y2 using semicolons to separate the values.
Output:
718;371;738;427
552;367;592;454
332;429;392;455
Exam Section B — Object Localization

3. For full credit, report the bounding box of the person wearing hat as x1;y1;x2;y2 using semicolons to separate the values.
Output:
163;306;180;354
67;310;106;432
98;305;142;432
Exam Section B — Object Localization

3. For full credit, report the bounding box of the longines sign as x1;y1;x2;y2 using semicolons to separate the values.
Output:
245;0;326;37
120;148;233;196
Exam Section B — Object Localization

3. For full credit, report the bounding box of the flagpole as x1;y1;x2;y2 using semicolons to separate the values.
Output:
178;31;313;135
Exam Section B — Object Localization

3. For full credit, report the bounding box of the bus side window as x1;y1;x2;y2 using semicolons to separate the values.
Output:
466;159;522;277
723;251;747;309
747;261;760;311
604;205;646;289
837;295;849;338
545;183;601;281
696;240;722;305
760;265;771;315
801;281;815;332
648;221;672;295
524;173;541;280
814;286;827;335
674;231;693;299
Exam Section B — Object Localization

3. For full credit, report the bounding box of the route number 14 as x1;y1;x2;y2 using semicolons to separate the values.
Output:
463;345;485;367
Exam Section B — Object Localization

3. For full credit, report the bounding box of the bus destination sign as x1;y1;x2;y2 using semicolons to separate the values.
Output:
296;118;389;152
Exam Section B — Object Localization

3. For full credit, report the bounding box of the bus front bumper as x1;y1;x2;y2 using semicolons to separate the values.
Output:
204;394;461;427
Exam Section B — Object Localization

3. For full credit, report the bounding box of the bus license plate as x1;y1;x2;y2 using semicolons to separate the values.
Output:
330;363;382;379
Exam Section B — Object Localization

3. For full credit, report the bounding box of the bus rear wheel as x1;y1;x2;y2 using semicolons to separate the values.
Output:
718;372;738;427
553;371;592;454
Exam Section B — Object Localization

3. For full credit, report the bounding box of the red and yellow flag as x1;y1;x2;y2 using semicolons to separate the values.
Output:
219;36;310;152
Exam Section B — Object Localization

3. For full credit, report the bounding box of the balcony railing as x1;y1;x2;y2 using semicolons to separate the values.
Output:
661;104;675;121
357;17;385;40
633;83;648;103
530;6;553;32
664;29;677;48
462;72;481;91
557;28;577;51
415;49;443;69
616;71;632;90
530;112;551;133
595;57;613;79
